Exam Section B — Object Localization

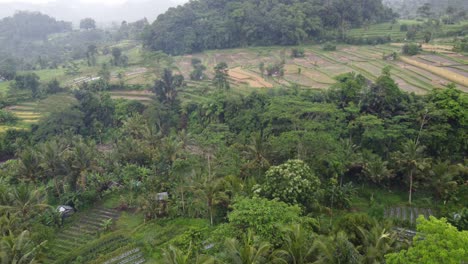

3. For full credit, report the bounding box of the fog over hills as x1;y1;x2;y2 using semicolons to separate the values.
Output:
0;0;187;25
383;0;468;18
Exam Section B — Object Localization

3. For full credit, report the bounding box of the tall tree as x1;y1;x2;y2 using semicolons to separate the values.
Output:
153;69;185;106
393;140;428;205
86;44;98;66
213;62;230;90
193;177;228;226
80;18;96;30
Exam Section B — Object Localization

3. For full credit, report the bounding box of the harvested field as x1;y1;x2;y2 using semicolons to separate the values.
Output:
391;43;455;53
171;44;467;93
229;67;273;88
399;56;468;90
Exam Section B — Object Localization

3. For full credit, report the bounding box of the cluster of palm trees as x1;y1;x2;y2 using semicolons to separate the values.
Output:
162;222;401;264
0;181;50;263
16;137;98;198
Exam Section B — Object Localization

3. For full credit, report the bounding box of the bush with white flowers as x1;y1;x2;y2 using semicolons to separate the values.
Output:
254;159;321;206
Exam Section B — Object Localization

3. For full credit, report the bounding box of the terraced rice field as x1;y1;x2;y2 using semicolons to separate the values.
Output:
229;67;273;88
110;90;154;104
173;44;468;93
348;22;410;41
0;93;76;132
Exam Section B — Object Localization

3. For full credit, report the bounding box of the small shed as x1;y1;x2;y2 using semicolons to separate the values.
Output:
57;205;75;217
157;192;169;201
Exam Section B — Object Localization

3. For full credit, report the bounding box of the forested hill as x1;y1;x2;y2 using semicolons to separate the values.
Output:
143;0;397;55
0;11;71;42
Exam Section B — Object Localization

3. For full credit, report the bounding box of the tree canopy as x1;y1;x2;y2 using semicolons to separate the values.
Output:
143;0;396;55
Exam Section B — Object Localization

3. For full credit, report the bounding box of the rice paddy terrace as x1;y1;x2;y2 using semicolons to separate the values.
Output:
174;44;468;94
1;42;467;134
0;93;76;133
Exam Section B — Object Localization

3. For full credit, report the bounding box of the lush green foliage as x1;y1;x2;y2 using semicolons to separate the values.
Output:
228;197;301;245
402;43;421;55
0;5;467;262
143;0;396;55
385;216;468;264
254;160;321;208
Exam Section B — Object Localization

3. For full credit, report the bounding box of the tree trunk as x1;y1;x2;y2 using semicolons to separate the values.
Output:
409;170;413;205
209;205;213;226
181;189;185;215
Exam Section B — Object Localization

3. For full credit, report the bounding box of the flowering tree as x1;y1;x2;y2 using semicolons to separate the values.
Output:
254;159;321;207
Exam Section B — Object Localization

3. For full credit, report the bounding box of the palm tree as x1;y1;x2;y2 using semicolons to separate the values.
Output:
393;140;428;205
357;224;399;264
39;140;70;196
429;160;458;202
17;148;41;183
0;184;49;220
224;231;274;264
162;245;214;264
0;213;20;237
363;156;393;184
337;138;359;186
153;68;184;106
242;132;270;180
278;224;315;264
70;140;98;191
0;230;46;264
161;135;183;167
312;232;361;264
193;176;228;225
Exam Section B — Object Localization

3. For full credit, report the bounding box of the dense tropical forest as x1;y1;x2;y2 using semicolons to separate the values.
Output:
0;0;467;263
142;0;397;54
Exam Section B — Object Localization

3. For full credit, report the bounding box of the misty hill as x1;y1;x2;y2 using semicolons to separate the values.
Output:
0;0;180;25
383;0;468;18
143;0;397;55
0;11;71;42
0;11;113;72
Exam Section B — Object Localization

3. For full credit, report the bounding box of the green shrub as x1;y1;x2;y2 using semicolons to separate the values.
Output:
322;43;337;51
291;47;305;58
0;109;18;124
402;43;421;56
228;197;301;246
335;213;374;246
265;63;285;76
453;38;468;53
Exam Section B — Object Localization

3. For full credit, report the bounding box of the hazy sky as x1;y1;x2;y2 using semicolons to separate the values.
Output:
0;0;187;4
0;0;189;23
